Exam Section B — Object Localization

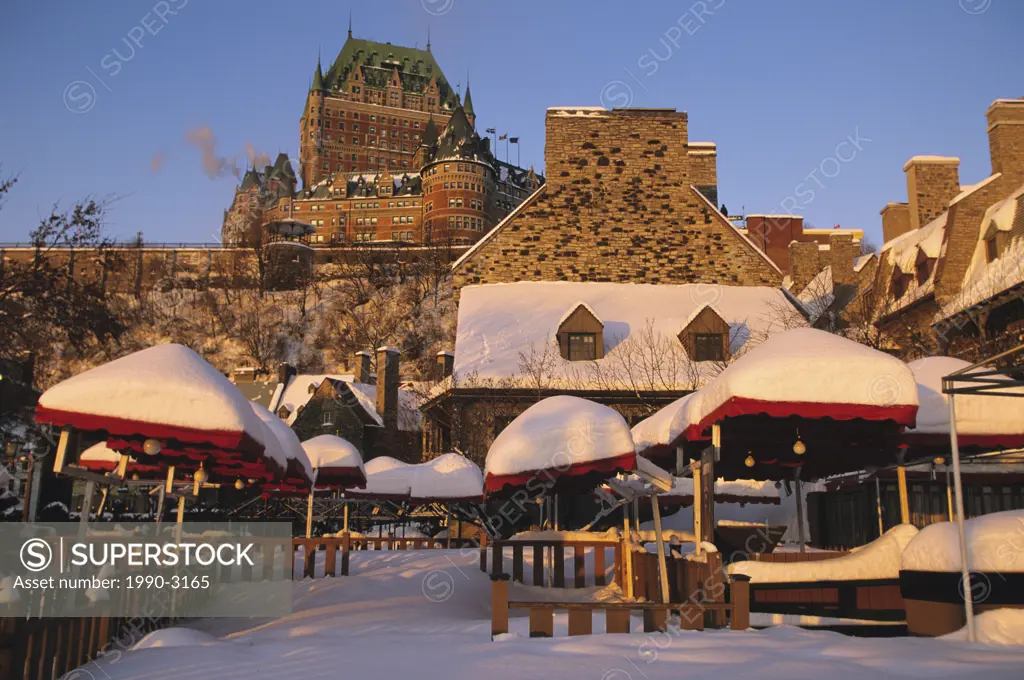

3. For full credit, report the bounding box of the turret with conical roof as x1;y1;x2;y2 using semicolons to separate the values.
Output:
311;57;325;92
463;77;475;128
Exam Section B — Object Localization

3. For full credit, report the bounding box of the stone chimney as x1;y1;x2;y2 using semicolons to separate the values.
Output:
904;156;961;231
375;346;400;429
354;351;372;384
986;98;1024;193
788;241;820;294
436;351;454;380
276;362;297;387
827;233;859;287
880;202;913;243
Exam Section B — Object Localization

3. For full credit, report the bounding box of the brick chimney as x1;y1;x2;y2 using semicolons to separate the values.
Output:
375;346;400;429
276;362;296;387
880;202;913;243
354;351;372;384
986;98;1024;193
827;233;859;287
904;156;961;231
436;351;454;380
787;241;820;294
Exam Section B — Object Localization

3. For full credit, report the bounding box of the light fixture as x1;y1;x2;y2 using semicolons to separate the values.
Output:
131;472;140;481
193;467;209;485
744;454;755;468
142;439;162;456
4;440;18;457
933;456;946;466
793;430;806;456
235;478;245;490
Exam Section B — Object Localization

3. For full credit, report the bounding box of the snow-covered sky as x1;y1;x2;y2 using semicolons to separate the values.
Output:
1;0;1021;246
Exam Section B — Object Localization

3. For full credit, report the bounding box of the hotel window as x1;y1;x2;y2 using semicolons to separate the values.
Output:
567;333;597;361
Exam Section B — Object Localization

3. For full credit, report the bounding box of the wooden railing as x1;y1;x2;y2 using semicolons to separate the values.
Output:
293;535;478;579
752;550;849;563
483;538;624;588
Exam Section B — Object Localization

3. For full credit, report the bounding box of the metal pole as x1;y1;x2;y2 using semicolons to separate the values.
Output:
155;485;166;532
553;494;559;532
897;465;910;525
692;460;703;556
650;494;670;604
79;480;95;535
946;466;954;522
622;501;634;599
343;501;350;534
446;505;452;549
949;394;976;642
794;470;806;553
175;495;185;544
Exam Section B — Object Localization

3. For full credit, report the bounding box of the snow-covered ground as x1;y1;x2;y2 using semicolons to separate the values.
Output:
72;550;1024;679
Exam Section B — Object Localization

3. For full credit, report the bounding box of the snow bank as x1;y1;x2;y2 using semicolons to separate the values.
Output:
484;396;635;492
901;509;1024;573
685;328;919;437
409;453;483;502
508;528;620;542
944;609;1024;646
301;435;365;488
905;356;1024;444
729;525;919;583
36;344;267;455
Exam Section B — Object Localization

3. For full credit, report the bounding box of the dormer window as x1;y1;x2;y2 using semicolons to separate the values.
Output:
678;304;731;362
914;250;935;284
891;270;911;299
556;303;603;361
986;237;998;263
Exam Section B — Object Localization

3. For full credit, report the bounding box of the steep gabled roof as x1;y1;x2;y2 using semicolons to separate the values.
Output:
323;36;453;103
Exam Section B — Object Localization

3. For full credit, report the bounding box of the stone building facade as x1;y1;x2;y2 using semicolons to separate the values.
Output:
222;34;541;248
452;107;783;290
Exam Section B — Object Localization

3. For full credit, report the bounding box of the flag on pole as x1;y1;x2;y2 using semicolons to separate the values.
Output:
498;133;508;140
509;137;519;144
485;128;496;134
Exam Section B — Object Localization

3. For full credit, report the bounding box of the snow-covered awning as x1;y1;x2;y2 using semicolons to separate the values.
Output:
345;457;414;501
630;393;699;464
409;453;483;503
484;396;636;496
35;344;272;465
250;403;314;493
683;328;919;439
903;357;1024;454
302;435;366;489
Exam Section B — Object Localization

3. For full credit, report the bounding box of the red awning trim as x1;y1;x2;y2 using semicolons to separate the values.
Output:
484;451;637;495
315;466;368;490
36;405;265;458
684;398;918;440
902;432;1024;450
660;493;781;507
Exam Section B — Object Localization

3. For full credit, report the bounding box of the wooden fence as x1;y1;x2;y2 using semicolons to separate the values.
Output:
294;535;478;579
482;538;624;588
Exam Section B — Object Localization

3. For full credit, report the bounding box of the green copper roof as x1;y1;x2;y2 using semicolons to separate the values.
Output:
311;59;325;92
324;37;453;102
422;115;439;146
463;82;475;118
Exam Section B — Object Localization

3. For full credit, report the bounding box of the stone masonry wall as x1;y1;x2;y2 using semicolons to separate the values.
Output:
880;203;913;243
453;108;781;289
905;158;960;232
987;99;1024;193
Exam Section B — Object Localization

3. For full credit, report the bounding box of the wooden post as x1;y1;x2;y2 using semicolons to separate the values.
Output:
702;430;717;545
53;426;75;474
692;460;703;556
446;506;452;549
479;531;488;572
594;543;606;587
175;495;185;543
305;491;315;539
341;532;351;576
490;575;509;639
512;544;524;583
621;505;633;598
897;465;910;525
650;494;670;605
875;476;885;537
324;541;337;577
568;608;592;636
343;501;350;533
79;480;95;534
730;574;750;630
794;469;806;553
606;608;630;634
675;444;685;477
946;466;954;522
574;545;586;588
533;544;544;586
529;606;554;638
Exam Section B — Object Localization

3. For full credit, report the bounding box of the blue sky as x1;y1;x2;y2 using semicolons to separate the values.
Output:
0;0;1020;246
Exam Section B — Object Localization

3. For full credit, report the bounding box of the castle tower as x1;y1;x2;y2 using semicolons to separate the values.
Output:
299;58;327;188
422;104;491;245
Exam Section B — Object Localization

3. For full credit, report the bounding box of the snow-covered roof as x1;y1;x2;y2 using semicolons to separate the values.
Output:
662;476;780;505
347;456;413;499
796;266;834;323
904;356;1024;445
484;396;635;493
853;252;875;273
903;155;960;170
683;327;919;436
631;393;699;457
901;509;1024;573
275;374;354;422
453;282;804;391
35;344;268;458
302;434;365;486
250;402;313;484
275;373;421;432
408;453;483;502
